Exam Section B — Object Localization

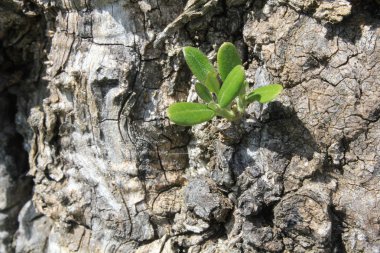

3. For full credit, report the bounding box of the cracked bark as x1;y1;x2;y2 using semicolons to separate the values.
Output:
1;0;380;252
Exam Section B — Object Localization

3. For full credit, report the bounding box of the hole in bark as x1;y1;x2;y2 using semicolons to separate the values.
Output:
49;116;62;157
261;204;275;226
330;206;347;253
1;91;29;179
6;132;29;177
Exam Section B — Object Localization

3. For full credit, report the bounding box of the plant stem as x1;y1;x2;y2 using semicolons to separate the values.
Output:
208;102;240;121
236;96;245;114
217;108;237;121
236;80;248;114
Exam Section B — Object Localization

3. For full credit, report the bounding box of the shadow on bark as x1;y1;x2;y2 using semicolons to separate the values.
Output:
324;1;380;45
233;102;319;177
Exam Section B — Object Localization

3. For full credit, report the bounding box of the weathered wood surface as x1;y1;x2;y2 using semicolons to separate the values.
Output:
0;0;379;252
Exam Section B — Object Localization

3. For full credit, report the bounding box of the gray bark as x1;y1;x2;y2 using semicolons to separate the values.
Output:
0;0;49;252
0;0;379;252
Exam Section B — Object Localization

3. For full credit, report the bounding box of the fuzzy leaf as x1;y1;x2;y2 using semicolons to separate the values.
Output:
217;42;242;81
195;82;213;102
218;65;245;108
246;84;283;104
183;46;216;85
167;102;215;126
205;71;220;94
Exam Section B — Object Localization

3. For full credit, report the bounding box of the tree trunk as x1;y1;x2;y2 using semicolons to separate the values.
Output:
1;0;380;252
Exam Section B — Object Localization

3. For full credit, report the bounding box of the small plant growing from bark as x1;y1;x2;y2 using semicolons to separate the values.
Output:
167;42;283;126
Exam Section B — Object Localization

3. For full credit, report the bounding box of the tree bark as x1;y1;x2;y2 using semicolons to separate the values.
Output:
1;0;380;252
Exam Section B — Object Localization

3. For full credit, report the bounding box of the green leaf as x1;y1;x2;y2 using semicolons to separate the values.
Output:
217;42;242;81
205;71;220;94
240;80;248;95
167;102;215;126
218;65;245;108
183;46;216;85
245;84;283;104
195;82;212;102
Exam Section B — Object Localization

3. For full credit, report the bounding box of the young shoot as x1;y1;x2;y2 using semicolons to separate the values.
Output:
167;42;283;126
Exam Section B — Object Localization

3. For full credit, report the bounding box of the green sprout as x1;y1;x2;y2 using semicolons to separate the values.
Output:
167;42;283;126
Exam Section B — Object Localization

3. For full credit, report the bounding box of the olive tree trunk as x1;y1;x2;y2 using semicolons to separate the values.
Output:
1;0;380;252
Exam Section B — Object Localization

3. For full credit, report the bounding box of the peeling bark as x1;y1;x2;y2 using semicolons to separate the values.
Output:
1;0;380;252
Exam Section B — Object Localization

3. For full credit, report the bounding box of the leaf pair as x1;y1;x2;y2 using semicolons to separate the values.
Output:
168;42;283;126
183;43;245;107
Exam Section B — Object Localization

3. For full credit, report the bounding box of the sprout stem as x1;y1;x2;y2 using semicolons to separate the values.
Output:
208;102;240;121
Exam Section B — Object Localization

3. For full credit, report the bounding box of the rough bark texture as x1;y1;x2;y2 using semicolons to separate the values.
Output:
0;0;50;252
0;0;379;252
